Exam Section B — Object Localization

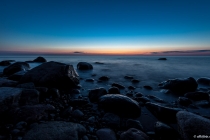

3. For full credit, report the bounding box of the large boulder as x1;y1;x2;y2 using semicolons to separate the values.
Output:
99;94;141;118
20;61;79;89
22;121;86;140
159;77;198;93
3;62;30;76
33;56;47;62
145;102;183;123
77;62;93;70
120;128;150;140
0;87;22;114
176;111;210;140
197;77;210;86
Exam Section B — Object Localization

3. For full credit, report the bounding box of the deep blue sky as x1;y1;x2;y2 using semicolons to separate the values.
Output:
0;0;210;55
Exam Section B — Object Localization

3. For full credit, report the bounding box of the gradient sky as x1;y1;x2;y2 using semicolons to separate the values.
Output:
0;0;210;55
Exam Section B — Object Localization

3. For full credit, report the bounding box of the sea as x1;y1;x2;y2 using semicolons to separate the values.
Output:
0;55;210;116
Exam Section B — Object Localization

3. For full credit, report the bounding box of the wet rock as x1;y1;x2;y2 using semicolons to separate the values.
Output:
158;58;167;60
20;61;79;89
19;89;39;106
3;62;30;76
108;87;120;94
145;102;183;123
132;79;140;83
102;113;120;128
120;128;149;140
0;60;11;66
128;86;135;90
22;121;86;140
0;87;22;114
96;128;117;140
8;71;27;81
143;85;153;90
135;92;143;97
111;83;125;89
99;94;141;118
71;109;84;118
124;76;133;79
17;82;35;89
177;111;210;140
11;104;55;123
88;87;107;103
126;119;143;131
159;77;198;93
155;121;177;140
99;76;109;81
77;62;93;70
177;97;192;106
33;56;47;62
85;78;94;82
197;77;210;86
184;91;209;101
0;78;18;87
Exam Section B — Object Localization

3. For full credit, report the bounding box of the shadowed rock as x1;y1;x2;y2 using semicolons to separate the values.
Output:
145;102;183;123
177;111;210;140
22;121;86;140
197;77;210;86
159;77;198;94
184;91;209;101
3;62;30;76
33;56;47;62
20;61;79;89
158;58;167;60
88;87;107;103
0;78;18;87
99;94;141;118
96;128;117;140
77;62;93;70
0;60;11;66
8;70;27;81
120;128;149;140
112;83;125;89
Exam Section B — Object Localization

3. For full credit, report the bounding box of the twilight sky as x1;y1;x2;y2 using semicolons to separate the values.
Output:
0;0;210;55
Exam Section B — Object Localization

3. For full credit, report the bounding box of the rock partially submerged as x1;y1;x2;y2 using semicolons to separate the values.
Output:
159;77;198;93
22;121;86;140
8;70;27;81
33;56;47;62
184;91;209;101
20;61;79;89
77;62;93;70
99;94;141;118
158;58;167;60
197;77;210;86
120;128;149;140
176;111;210;140
145;102;183;123
3;62;30;76
0;60;11;66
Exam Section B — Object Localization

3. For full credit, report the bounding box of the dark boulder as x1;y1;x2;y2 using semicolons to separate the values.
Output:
177;111;210;140
159;77;198;93
0;60;11;66
22;121;86;140
99;94;141;118
8;70;27;81
19;61;79;89
108;87;120;94
184;91;209;101
177;97;193;106
96;128;117;140
197;77;210;86
158;58;167;60
143;85;153;90
88;87;107;103
145;102;183;123
33;56;47;62
0;78;18;87
77;62;93;70
112;83;125;89
132;79;140;83
99;76;109;81
3;62;30;76
126;119;143;131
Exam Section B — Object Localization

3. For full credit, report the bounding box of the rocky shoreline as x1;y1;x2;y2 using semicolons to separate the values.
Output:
0;56;210;140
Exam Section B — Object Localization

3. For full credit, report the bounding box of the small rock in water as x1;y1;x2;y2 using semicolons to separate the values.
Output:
33;56;47;62
124;76;133;79
85;78;94;82
135;92;143;97
197;77;210;86
95;62;104;64
99;76;110;81
158;58;167;60
128;86;136;90
77;62;93;70
184;91;209;101
112;83;125;89
108;87;120;94
143;85;153;90
132;79;140;83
